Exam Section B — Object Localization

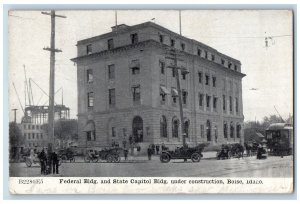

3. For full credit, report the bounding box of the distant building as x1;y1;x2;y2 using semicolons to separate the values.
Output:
72;22;246;149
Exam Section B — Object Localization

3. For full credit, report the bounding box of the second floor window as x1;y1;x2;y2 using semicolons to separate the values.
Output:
234;65;238;71
130;33;138;44
213;97;218;109
86;44;92;55
88;92;94;108
206;95;211;108
87;69;93;83
212;76;216;87
109;88;116;107
197;49;201;56
170;39;175;47
181;43;185;51
229;96;233;112
198;72;203;83
132;85;141;102
211;54;215;61
205;51;208;59
223;95;226;111
108;64;115;79
159;61;165;74
159;34;164;43
221;59;225;65
108;38;114;50
205;74;210;85
199;93;203;107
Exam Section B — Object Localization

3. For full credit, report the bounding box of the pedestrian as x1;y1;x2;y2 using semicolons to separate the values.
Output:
51;151;59;174
38;149;46;175
124;149;128;161
147;146;152;160
156;145;160;155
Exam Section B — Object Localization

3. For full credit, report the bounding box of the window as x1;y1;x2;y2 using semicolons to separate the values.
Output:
211;54;215;61
132;85;141;102
221;59;225;65
229;96;233;112
159;61;165;74
181;43;185;51
212;76;216;87
198;72;203;83
224;122;228;138
172;117;179;138
160;93;166;103
171;88;178;104
37;134;39;140
36;125;39;130
182;90;188;105
24;125;26;129
130;33;138;44
28;125;30;130
40;134;43;139
32;125;35;130
236;124;241;138
205;51;208;59
160;116;168;138
131;60;140;75
32;133;35;139
206;95;211;108
28;133;31;140
182;72;186;80
234;65;238;71
235;97;239;113
206;120;211;141
107;38;114;50
108;64;115;79
87;131;96;141
170;39;175;47
159;34;164;43
200;125;204;138
213;97;218;109
86;44;92;55
172;68;176;77
205;74;210;85
87;69;93;83
228;62;232;69
223;95;226;111
24;133;26;138
197;49;201;56
88;92;94;108
112;127;116;137
230;122;234;138
109;88;116;107
199;93;204;107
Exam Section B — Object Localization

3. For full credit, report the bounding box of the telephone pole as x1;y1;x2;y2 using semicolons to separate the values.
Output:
42;10;66;154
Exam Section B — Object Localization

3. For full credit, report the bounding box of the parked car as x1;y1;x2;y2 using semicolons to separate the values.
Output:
160;144;207;163
84;147;122;163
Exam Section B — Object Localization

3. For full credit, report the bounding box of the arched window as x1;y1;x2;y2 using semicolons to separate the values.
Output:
214;125;218;143
184;119;190;138
223;122;228;139
160;115;168;138
172;117;179;138
236;124;241;138
206;120;211;141
230;122;234;138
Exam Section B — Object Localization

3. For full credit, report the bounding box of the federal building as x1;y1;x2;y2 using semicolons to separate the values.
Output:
71;22;246;150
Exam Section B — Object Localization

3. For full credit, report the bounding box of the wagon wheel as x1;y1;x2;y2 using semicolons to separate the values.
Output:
84;155;91;163
91;157;98;163
70;157;75;163
114;154;120;163
106;154;114;163
160;153;170;163
191;152;201;162
25;158;32;167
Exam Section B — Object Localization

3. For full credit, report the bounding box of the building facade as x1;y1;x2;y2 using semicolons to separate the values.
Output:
72;22;246;149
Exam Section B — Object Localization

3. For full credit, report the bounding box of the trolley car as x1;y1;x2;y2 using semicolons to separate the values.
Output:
265;123;293;156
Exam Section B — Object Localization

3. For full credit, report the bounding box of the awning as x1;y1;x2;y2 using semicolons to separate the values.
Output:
256;132;265;138
160;86;170;95
130;60;140;68
171;88;178;96
84;121;95;132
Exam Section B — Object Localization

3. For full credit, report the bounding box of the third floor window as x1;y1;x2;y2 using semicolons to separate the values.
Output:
130;33;138;44
107;38;114;50
87;69;93;83
108;64;115;79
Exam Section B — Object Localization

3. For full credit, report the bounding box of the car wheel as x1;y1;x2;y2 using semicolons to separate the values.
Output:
191;153;201;162
160;153;170;163
106;155;113;163
114;155;120;163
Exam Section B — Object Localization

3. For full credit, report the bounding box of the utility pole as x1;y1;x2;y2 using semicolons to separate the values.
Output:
12;109;17;123
166;49;188;146
42;10;66;156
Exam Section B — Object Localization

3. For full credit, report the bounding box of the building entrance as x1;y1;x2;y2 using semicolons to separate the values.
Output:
132;116;143;143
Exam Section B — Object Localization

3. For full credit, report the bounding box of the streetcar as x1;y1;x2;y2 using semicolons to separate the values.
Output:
265;123;293;156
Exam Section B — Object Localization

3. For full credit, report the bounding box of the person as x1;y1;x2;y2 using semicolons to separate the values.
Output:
147;146;152;160
156;145;160;155
124;149;128;161
51;151;59;174
38;149;47;175
162;143;166;151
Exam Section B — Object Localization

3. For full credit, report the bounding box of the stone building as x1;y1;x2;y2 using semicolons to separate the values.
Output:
71;22;246;150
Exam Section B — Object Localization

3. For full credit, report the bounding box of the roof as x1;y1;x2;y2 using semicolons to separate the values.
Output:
267;123;293;130
76;21;241;64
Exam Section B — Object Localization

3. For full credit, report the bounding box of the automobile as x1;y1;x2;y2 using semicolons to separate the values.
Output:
84;147;122;163
58;148;76;163
257;145;268;159
160;144;207;163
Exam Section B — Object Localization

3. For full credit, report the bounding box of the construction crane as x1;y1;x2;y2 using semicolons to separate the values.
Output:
12;83;25;114
274;106;285;123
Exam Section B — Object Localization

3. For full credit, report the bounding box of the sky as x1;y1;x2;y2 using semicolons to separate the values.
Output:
8;10;293;123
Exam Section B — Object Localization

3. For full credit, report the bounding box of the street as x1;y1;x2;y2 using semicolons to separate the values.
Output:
10;154;293;177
